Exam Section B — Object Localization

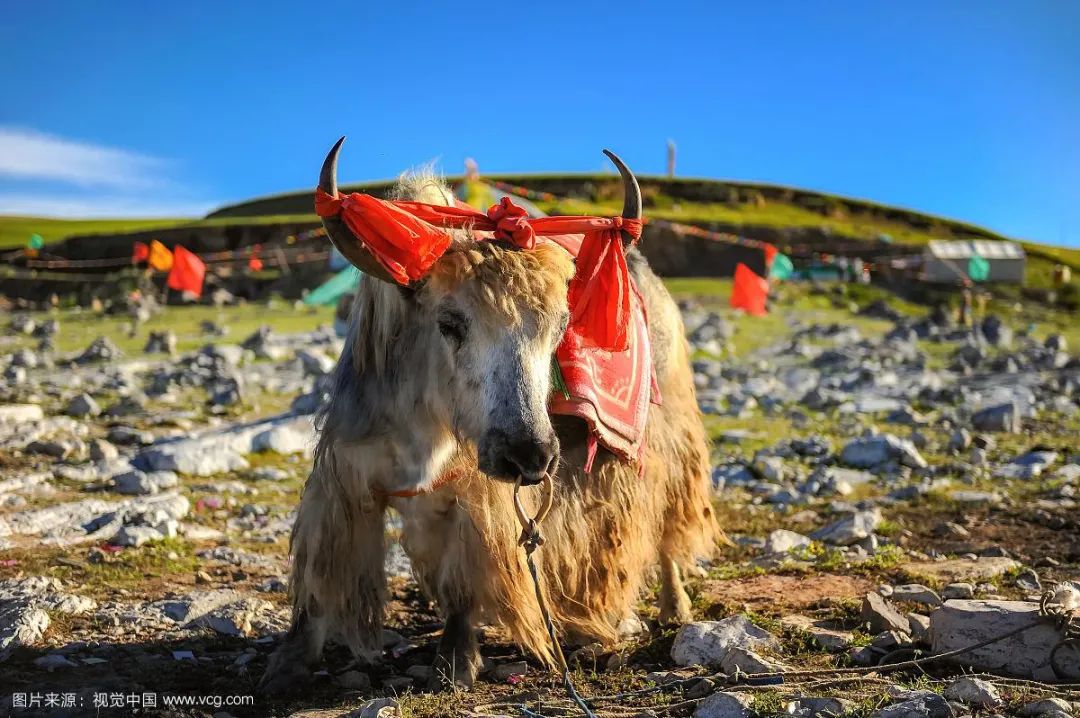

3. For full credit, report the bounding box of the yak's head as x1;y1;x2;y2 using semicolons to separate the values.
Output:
319;139;640;486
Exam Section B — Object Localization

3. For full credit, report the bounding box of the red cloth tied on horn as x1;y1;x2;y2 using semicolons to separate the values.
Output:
315;188;643;352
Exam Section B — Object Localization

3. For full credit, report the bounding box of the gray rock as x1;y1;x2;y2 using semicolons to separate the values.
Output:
930;600;1079;679
861;592;909;634
297;349;336;376
65;393;101;418
871;692;954;718
972;402;1020;433
693;692;754;718
0;404;44;423
785;697;855;718
671;616;780;667
780;615;854;651
0;600;50;662
75;337;122;364
113;524;172;547
1018;698;1073;717
112;470;179;496
490;660;528;681
892;584;942;607
252;424;310;455
811;509;881;546
942;583;975;600
89;439;119;462
763;529;811;554
943;676;1001;707
840;433;927;469
142;442;248;476
34;653;78;671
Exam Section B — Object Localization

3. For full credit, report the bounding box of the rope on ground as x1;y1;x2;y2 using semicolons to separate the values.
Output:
513;475;596;718
485;561;1079;718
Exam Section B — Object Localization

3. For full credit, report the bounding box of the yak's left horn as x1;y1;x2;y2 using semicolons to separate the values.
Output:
602;149;642;247
318;137;397;284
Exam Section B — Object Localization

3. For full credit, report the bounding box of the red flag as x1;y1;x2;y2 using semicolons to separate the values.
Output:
730;263;769;316
763;243;778;267
132;242;150;264
248;256;263;271
167;245;206;297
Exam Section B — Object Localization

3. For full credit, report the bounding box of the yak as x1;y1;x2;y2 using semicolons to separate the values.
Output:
261;139;717;692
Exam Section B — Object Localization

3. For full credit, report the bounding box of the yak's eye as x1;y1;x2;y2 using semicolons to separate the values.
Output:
437;311;467;347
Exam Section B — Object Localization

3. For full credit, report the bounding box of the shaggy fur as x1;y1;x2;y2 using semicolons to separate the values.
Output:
263;170;717;691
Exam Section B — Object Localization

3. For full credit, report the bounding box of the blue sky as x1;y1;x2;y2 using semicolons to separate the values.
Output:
1;2;1077;246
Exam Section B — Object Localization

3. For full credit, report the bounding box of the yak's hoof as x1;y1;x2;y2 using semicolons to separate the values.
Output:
427;656;478;692
258;653;316;697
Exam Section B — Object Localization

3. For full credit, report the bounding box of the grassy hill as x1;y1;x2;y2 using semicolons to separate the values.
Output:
3;174;1077;282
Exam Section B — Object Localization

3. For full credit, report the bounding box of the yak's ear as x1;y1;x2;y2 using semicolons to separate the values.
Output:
318;137;399;285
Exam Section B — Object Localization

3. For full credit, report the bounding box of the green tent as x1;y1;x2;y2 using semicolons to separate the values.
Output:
769;253;794;280
303;267;362;306
968;254;990;282
28;233;44;250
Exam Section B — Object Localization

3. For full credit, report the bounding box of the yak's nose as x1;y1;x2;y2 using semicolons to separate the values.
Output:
478;429;559;485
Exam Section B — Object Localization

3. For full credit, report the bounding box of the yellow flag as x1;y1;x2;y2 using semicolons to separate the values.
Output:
148;240;173;272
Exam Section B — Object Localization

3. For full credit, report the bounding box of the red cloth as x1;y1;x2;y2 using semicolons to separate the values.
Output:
132;241;149;264
167;245;206;297
763;243;778;267
550;281;659;464
730;263;769;316
315;188;642;352
248;256;263;271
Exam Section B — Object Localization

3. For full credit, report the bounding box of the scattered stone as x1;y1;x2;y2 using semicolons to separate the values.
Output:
1018;698;1073;717
335;670;372;691
671;616;779;667
811;509;881;546
840;433;927;469
942;676;1001;707
65;393;101;418
785;697;855;718
930;599;1080;679
972;402;1020;433
780;615;853;651
898;557;1019;583
34;653;78;671
75;337;122;364
861;592;909;634
942;583;975;600
763;529;811;554
891;584;942;607
693;691;754;718
1015;568;1042;592
491;660;528;681
871;691;953;718
112;470;179;495
89;439;119;462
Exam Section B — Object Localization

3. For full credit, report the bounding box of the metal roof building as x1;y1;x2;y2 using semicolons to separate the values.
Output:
922;240;1026;284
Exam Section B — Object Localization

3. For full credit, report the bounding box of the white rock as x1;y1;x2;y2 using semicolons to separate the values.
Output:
0;404;44;423
763;529;812;554
693;692;754;718
252;424;310;455
0;600;50;661
892;584;942;607
943;676;1001;707
671;616;779;667
930;599;1080;679
811;509;882;546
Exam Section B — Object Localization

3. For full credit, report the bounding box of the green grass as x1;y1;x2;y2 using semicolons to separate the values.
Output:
0;214;320;250
8;300;334;356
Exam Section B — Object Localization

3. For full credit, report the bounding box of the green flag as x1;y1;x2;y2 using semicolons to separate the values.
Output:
769;252;794;280
968;254;989;282
28;234;44;250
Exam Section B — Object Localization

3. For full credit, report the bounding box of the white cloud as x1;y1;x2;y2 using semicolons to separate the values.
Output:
0;126;172;189
0;126;218;217
0;193;214;219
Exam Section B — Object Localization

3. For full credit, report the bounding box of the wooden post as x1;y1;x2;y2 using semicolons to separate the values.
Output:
667;139;676;178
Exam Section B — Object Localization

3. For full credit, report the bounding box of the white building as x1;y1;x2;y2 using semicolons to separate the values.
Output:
922;240;1026;284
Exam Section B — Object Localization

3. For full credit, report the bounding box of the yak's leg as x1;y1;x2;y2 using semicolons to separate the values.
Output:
258;607;329;694
429;605;481;691
657;555;693;626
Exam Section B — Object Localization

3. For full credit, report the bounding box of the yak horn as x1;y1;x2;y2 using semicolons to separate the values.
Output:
318;136;397;283
602;149;643;246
